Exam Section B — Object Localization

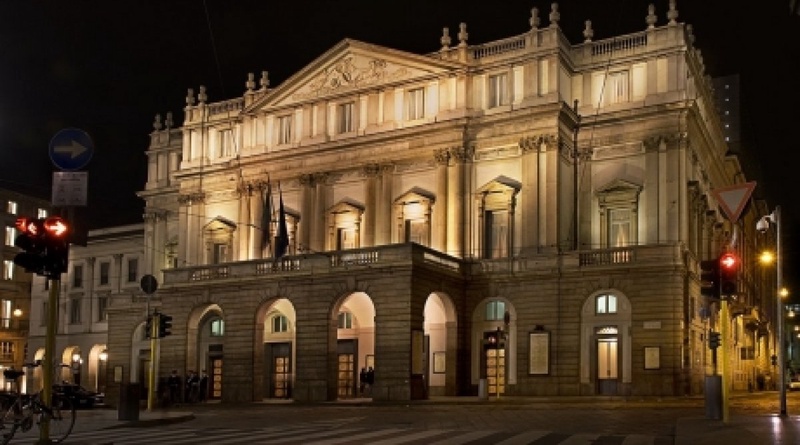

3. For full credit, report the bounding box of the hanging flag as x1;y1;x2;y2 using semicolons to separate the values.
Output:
260;178;272;252
275;183;289;258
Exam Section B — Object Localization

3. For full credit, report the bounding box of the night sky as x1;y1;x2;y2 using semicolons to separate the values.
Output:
1;1;798;292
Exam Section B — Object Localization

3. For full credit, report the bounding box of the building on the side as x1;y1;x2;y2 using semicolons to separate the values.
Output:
100;2;776;404
26;224;144;395
0;186;51;391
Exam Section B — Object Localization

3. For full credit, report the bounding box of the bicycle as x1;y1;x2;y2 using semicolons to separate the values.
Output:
0;363;76;444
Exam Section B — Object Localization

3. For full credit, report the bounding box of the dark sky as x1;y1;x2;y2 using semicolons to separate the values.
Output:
1;1;798;290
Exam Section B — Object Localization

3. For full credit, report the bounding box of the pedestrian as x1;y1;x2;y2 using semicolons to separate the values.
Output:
366;366;375;395
167;370;181;406
359;367;367;394
199;370;209;402
186;370;199;403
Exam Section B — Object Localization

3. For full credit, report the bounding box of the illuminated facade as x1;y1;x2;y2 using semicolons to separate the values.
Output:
104;3;773;403
0;187;50;391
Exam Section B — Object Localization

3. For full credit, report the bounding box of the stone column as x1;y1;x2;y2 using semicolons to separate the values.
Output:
434;149;449;252
362;164;380;247
519;136;540;254
298;174;314;252
375;165;393;245
447;145;472;257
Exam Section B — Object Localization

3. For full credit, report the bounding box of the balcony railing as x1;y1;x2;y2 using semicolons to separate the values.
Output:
162;243;684;286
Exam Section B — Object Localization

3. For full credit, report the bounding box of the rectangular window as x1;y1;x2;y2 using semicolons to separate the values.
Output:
73;265;83;288
488;73;509;108
608;71;629;105
485;300;506;321
0;342;13;361
6;201;17;215
210;319;224;337
37;208;48;218
127;258;138;282
99;262;110;285
70;298;81;324
277;115;292;145
609;209;631;247
338;102;354;133
337;312;353;329
219;129;233;157
5;226;15;246
3;260;13;280
484;210;509;259
98;296;109;322
406;88;425;120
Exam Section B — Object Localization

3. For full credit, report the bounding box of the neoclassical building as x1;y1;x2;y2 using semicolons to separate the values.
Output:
104;2;776;404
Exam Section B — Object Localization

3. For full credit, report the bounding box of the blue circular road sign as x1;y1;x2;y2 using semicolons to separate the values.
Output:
49;128;94;171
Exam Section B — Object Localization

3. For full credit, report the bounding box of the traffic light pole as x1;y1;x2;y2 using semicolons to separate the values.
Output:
720;299;731;423
147;312;159;411
37;278;59;444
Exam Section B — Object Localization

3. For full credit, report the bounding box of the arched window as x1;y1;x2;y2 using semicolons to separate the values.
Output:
337;312;353;329
596;294;618;314
272;315;288;333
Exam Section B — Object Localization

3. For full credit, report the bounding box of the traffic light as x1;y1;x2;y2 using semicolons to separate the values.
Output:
145;315;154;339
700;258;720;300
719;252;739;296
13;217;47;275
12;216;70;279
159;314;173;338
709;331;721;349
43;216;70;276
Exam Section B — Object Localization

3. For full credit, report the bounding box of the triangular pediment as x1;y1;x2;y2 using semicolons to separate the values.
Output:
596;178;642;195
476;176;521;195
245;38;464;113
395;187;435;205
328;198;365;214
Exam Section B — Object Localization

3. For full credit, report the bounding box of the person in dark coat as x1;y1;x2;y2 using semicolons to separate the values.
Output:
359;367;368;394
366;367;375;395
199;370;209;402
167;370;181;406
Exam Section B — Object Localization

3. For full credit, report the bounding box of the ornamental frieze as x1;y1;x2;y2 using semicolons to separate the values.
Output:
518;133;558;153
177;192;206;205
292;57;411;101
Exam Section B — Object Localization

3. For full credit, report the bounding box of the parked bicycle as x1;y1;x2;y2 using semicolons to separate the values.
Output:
0;362;76;444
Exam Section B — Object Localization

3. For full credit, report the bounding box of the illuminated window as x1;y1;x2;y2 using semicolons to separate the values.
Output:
484;210;509;259
37;208;48;218
488;73;509;108
278;115;292;144
272;315;288;333
3;261;13;280
219;129;234;157
406;88;425;120
5;226;15;246
338;102;354;133
609;209;631;248
485;300;506;321
338;312;353;329
596;294;618;314
6;201;17;215
210;318;225;337
607;71;629;105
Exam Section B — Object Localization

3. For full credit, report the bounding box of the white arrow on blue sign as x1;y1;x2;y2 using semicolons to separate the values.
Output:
49;128;94;171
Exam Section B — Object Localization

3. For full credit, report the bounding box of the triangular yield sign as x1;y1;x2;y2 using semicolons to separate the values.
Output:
712;181;756;222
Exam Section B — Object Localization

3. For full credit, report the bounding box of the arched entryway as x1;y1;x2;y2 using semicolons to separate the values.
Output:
256;298;296;400
471;298;516;397
423;291;457;396
580;291;632;395
333;292;375;399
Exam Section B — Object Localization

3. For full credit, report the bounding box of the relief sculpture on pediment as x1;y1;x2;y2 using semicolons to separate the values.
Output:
292;57;410;100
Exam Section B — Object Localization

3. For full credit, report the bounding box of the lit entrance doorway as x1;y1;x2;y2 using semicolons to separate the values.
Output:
483;331;506;396
265;342;292;398
596;326;619;395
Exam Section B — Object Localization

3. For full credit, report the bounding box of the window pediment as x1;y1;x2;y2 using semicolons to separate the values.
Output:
394;187;435;206
203;216;237;234
328;199;365;215
596;179;642;205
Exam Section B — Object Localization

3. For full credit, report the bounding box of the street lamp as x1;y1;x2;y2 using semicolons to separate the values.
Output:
758;205;786;416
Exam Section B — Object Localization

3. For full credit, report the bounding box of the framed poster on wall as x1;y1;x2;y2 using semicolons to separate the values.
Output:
644;346;660;370
433;352;446;374
529;331;550;375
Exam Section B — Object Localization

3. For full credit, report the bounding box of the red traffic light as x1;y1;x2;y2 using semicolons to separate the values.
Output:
720;252;739;271
15;217;43;237
43;216;69;238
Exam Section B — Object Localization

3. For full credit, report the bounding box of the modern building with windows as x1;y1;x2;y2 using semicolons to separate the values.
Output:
104;3;774;404
0;186;51;390
26;224;144;395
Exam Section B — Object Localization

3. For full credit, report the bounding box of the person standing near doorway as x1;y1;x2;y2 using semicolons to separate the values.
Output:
167;370;181;406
